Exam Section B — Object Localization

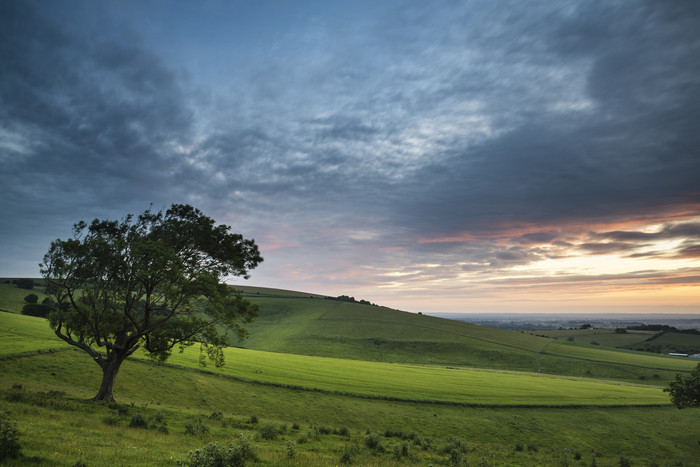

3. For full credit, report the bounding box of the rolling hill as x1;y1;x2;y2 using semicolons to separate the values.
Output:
235;286;696;385
1;282;699;465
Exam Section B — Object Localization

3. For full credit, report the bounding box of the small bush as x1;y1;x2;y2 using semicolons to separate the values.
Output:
21;303;52;318
285;440;296;459
108;401;129;415
364;432;382;450
292;423;300;430
150;410;168;433
129;413;148;428
102;410;121;426
619;456;631;467
16;278;35;290
336;426;350;436
176;434;256;467
393;441;411;460
23;293;38;304
340;445;357;465
258;423;277;440
527;443;538;452
0;416;22;461
185;418;210;437
248;415;258;424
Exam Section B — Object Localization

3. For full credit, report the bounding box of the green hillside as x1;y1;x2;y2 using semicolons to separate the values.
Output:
1;283;695;386
1;311;699;466
1;288;699;465
236;286;695;385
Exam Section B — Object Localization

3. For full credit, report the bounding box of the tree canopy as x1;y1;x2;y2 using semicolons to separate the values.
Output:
664;363;700;409
40;204;263;401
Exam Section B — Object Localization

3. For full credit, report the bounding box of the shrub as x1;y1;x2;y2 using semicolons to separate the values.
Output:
102;410;121;426
176;435;257;467
393;441;411;460
23;294;38;304
16;278;35;290
185;418;210;437
665;363;700;408
150;410;168;433
21;303;52;318
248;415;258;424
340;445;357;465
258;423;277;440
364;432;382;450
619;456;631;467
0;416;22;461
285;440;296;459
108;401;129;415
129;413;148;428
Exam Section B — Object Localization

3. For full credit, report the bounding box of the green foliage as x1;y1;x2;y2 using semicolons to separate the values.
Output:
185;417;210;437
665;364;700;408
177;435;256;467
102;410;121;425
364;431;382;450
285;440;295;459
40;204;262;401
16;278;35;290
340;445;359;464
21;302;52;317
258;422;277;440
23;293;38;304
129;413;148;428
0;416;22;461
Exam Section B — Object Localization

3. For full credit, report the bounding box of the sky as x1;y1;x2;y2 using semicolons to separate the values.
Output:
1;0;699;315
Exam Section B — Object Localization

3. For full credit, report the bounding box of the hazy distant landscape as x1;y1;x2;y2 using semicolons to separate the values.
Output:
439;313;700;331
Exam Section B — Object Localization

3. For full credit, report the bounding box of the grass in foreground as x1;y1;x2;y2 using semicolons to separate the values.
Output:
1;350;699;466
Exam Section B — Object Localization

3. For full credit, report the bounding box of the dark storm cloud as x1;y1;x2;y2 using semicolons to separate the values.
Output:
0;0;193;217
393;0;700;238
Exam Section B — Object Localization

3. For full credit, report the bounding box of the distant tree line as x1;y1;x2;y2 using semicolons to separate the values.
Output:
3;278;37;290
627;324;700;335
325;295;378;307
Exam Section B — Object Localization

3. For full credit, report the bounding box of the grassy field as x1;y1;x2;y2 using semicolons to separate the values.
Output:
0;282;50;314
2;285;700;465
2;346;699;466
534;328;656;347
0;312;672;407
535;327;700;355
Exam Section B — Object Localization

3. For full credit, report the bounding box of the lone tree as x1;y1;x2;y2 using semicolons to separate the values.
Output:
664;363;700;408
40;204;263;402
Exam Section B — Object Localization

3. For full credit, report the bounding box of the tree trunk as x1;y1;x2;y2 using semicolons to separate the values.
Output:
92;357;124;402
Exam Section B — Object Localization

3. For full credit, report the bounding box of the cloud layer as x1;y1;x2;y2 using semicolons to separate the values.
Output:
2;0;699;313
